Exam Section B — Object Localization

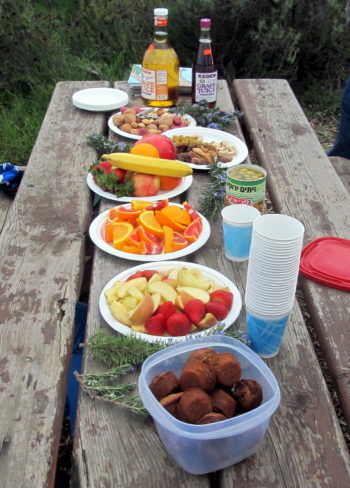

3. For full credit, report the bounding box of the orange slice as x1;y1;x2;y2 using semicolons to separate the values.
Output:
139;210;164;237
172;231;188;251
159;176;182;190
107;207;121;222
115;206;142;221
154;210;187;232
131;200;153;211
130;143;160;158
160;205;191;226
103;221;114;243
183;217;202;243
112;222;134;249
163;225;174;253
121;241;147;254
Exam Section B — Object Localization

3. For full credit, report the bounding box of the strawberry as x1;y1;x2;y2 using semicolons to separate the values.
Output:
183;299;206;325
141;270;158;280
157;301;177;320
98;160;113;173
145;313;166;336
166;313;191;337
126;271;144;281
205;301;229;320
209;290;233;309
113;168;126;182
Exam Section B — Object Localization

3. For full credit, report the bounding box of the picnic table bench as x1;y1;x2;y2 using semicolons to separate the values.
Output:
1;78;350;487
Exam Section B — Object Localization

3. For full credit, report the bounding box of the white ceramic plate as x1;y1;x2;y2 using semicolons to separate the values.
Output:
87;173;193;202
108;112;197;140
72;88;129;111
99;261;242;344
164;126;249;170
89;203;210;262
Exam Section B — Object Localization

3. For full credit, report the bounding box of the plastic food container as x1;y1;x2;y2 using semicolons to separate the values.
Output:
138;335;281;474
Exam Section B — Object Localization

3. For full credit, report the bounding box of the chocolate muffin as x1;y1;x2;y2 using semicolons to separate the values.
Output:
160;392;184;416
148;371;179;400
232;379;263;411
212;352;242;388
187;348;218;368
179;359;216;393
177;388;213;424
211;388;237;418
197;412;227;424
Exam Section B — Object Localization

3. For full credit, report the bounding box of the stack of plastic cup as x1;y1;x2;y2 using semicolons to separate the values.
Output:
245;214;305;358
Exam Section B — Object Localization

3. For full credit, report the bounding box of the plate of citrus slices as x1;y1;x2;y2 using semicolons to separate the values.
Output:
89;200;210;261
99;261;242;343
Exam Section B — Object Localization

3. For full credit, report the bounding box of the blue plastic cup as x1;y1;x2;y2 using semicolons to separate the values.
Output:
221;204;261;262
246;308;290;358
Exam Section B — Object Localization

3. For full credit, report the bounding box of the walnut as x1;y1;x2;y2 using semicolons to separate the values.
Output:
124;108;137;115
147;123;158;130
142;118;153;125
124;113;137;124
113;114;125;127
120;123;133;133
158;114;174;127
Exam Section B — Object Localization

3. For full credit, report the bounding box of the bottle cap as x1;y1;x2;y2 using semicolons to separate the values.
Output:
154;8;168;16
200;18;211;28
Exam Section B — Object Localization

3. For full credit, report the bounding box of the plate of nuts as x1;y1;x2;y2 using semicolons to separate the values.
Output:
164;127;249;170
108;107;196;140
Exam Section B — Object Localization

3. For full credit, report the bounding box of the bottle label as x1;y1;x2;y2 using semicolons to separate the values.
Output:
194;71;217;103
142;68;168;100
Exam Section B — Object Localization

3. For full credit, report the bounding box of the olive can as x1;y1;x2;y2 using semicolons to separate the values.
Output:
224;164;267;212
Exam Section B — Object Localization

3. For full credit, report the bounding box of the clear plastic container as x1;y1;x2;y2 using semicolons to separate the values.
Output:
138;335;281;474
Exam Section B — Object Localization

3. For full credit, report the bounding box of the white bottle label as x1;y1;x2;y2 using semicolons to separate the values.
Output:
142;68;168;100
194;71;217;103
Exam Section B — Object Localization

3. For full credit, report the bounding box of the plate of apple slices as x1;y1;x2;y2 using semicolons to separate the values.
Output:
99;261;242;344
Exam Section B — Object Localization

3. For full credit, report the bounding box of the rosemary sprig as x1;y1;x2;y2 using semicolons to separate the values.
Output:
199;160;227;220
173;100;242;130
87;134;132;157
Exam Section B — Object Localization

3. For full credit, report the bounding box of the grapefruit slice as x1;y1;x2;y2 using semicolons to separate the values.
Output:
183;217;202;243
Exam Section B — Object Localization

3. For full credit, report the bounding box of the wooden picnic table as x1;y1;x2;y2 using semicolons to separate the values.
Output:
1;78;350;487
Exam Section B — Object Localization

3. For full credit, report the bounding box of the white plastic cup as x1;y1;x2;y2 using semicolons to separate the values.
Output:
221;204;261;262
252;214;305;242
246;307;291;358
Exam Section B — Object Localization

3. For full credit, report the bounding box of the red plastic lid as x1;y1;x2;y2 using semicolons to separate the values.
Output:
299;237;350;292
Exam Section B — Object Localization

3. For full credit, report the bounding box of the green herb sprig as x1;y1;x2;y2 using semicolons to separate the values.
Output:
199;160;227;220
173;100;242;130
87;134;132;158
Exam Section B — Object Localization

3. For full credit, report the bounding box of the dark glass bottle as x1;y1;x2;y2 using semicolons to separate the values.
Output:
192;18;217;108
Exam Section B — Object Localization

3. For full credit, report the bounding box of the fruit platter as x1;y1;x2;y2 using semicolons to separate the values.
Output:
89;200;210;261
99;261;242;343
108;106;196;140
88;133;193;201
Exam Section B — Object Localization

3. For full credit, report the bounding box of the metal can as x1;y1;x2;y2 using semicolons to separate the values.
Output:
224;164;267;212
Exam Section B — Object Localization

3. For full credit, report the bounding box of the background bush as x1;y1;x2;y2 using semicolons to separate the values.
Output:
1;0;350;163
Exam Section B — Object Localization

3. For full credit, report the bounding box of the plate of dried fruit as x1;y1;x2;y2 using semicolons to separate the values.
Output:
165;127;249;170
99;261;242;343
108;106;196;140
89;201;210;261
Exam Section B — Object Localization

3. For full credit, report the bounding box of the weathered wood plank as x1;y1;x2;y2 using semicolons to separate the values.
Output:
329;156;350;193
233;78;350;430
0;81;107;488
0;193;11;232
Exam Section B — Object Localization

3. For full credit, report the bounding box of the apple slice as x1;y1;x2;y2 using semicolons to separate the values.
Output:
128;293;154;325
178;287;210;304
117;277;147;299
177;269;211;291
147;281;177;303
151;292;161;312
104;283;123;305
197;312;218;329
148;272;163;284
109;301;132;326
127;285;144;301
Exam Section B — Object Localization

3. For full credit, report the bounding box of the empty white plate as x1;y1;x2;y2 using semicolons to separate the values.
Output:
72;88;129;111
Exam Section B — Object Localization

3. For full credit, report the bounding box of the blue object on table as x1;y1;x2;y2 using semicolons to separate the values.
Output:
223;222;253;261
0;163;24;195
65;301;87;435
327;75;350;160
246;312;289;358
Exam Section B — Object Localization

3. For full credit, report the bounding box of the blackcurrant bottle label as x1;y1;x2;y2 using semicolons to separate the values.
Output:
193;70;217;103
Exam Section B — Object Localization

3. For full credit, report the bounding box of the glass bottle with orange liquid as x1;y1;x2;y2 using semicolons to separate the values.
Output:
141;8;179;107
192;18;217;108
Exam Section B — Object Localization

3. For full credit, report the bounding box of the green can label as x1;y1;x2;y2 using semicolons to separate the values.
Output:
225;165;267;212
